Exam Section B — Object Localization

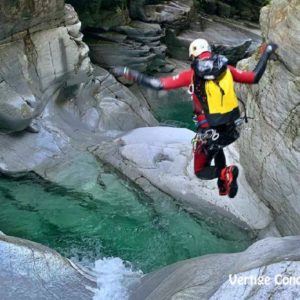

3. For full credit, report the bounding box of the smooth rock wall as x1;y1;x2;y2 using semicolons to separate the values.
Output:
0;0;65;42
0;4;91;132
236;0;300;235
0;2;157;172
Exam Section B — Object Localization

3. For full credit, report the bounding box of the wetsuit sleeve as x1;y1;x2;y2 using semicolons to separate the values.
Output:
112;67;164;90
228;65;255;83
229;43;278;84
160;69;193;90
113;67;193;90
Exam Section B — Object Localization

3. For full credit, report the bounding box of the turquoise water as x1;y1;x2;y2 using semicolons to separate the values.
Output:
0;91;253;273
149;89;194;130
0;169;252;273
155;99;193;129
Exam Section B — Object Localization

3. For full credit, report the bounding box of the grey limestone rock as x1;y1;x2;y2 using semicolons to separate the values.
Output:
129;0;194;30
235;0;300;235
86;20;173;73
87;22;166;72
91;127;273;234
165;17;261;64
0;2;157;174
0;65;158;174
83;0;194;72
0;3;92;133
0;0;65;43
142;0;194;30
0;234;96;300
129;236;300;300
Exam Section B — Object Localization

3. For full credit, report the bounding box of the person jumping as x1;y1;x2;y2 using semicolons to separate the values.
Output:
113;39;277;198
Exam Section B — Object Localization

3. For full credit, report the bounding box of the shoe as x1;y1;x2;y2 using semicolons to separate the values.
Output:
220;165;239;198
217;178;227;196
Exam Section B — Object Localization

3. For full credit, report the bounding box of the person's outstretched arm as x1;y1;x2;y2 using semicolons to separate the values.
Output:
228;43;278;84
113;67;193;90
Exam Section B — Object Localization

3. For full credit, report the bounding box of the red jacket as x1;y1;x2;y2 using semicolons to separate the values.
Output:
160;53;256;128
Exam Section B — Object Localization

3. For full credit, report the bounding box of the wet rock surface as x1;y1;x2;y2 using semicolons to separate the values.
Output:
68;0;191;73
0;234;96;300
140;0;194;30
129;236;300;300
91;127;273;233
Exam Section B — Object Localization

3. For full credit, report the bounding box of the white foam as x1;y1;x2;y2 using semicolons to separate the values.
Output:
93;257;142;300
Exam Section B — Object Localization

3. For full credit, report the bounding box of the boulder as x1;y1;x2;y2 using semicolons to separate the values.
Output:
0;234;96;300
235;0;300;235
61;66;158;133
129;236;300;300
91;126;274;234
129;0;148;20
202;0;266;22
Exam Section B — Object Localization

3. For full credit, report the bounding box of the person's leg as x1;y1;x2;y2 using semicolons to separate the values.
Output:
219;165;239;198
214;128;239;198
214;148;226;171
214;149;227;195
194;135;239;198
194;142;220;180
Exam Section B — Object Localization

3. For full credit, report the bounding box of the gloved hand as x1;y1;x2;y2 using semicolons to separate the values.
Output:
112;66;163;90
112;67;126;77
112;67;141;81
265;43;278;54
253;42;279;83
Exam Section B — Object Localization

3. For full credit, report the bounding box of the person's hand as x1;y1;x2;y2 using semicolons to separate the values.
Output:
266;43;278;54
112;67;126;77
111;67;163;90
112;67;140;81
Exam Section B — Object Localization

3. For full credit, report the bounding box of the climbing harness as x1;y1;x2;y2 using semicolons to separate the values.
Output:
192;128;220;152
188;83;194;95
199;129;220;141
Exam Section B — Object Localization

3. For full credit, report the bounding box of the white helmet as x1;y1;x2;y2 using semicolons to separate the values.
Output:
189;39;211;57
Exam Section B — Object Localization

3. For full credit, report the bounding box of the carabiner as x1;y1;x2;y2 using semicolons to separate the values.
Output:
188;84;194;95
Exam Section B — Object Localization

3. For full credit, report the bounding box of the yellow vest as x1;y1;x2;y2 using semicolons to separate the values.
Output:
205;69;239;114
193;68;240;126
